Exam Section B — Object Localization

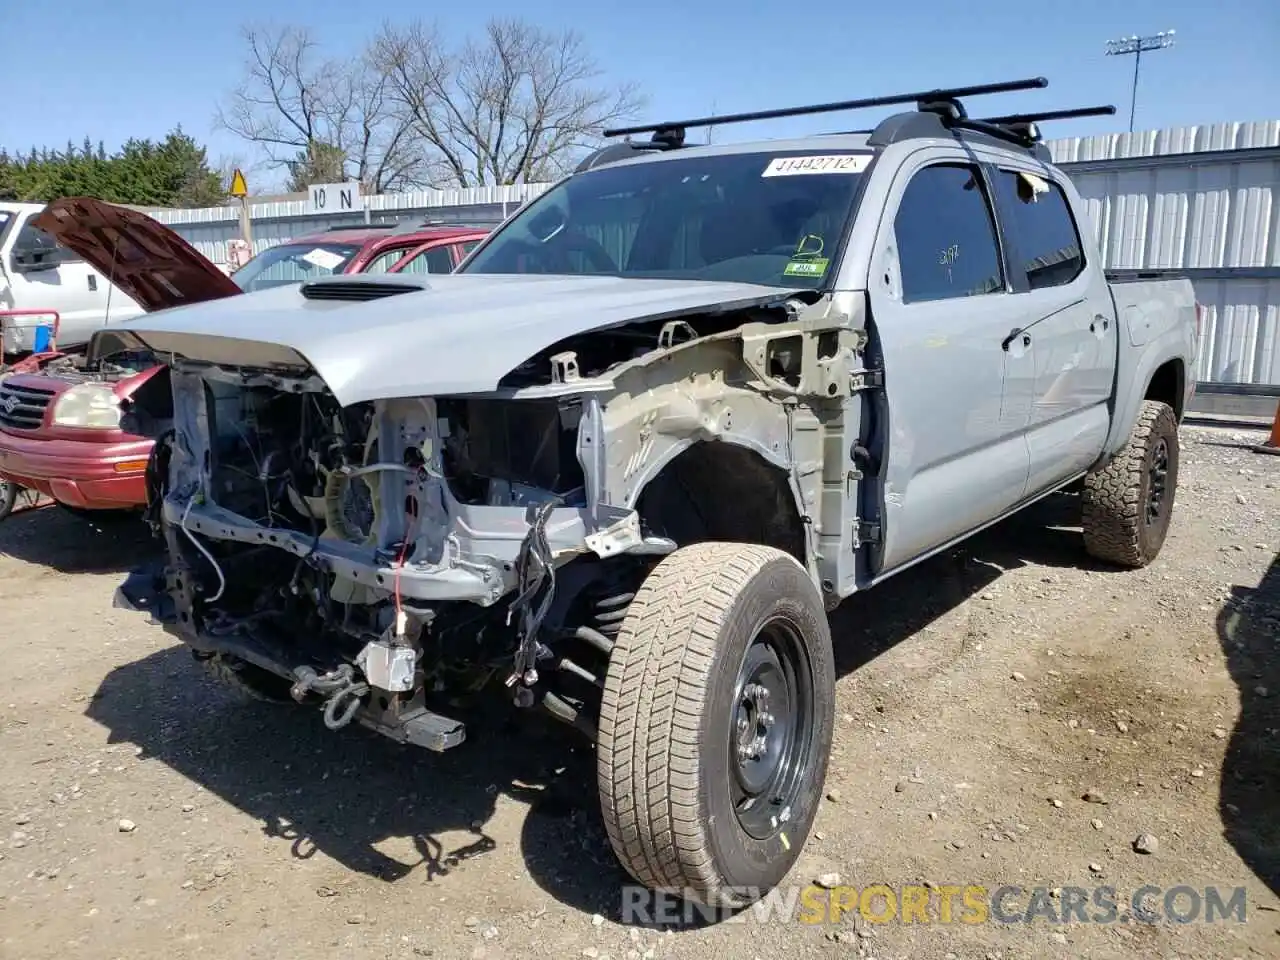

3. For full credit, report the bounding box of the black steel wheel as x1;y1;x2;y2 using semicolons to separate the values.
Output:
1145;436;1171;526
597;542;835;909
730;617;819;841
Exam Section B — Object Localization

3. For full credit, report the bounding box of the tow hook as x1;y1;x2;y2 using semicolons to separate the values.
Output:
290;664;369;731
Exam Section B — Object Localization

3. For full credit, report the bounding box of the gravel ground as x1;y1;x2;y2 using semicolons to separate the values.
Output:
0;423;1277;960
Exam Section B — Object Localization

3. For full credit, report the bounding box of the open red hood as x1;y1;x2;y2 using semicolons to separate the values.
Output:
33;197;243;312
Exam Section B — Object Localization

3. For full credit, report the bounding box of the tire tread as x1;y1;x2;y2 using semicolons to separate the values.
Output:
1082;399;1178;568
597;542;805;906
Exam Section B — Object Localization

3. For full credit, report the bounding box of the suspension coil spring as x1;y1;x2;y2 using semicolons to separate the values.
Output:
592;591;635;638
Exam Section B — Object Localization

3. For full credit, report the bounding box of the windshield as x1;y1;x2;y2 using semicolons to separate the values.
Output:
231;241;360;293
460;150;870;289
0;211;13;246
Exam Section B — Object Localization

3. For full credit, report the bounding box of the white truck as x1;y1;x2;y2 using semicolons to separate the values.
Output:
0;201;145;358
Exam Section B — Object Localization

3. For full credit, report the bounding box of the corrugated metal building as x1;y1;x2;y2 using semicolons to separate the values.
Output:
1048;121;1280;386
145;120;1280;386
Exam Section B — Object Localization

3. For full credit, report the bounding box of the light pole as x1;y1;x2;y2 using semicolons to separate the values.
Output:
1105;31;1176;133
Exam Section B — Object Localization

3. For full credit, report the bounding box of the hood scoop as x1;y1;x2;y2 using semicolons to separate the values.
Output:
300;275;431;303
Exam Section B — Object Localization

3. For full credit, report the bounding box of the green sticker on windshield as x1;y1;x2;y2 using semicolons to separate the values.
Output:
784;257;829;278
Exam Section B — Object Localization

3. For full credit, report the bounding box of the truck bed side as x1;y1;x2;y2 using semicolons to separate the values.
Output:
1101;274;1199;459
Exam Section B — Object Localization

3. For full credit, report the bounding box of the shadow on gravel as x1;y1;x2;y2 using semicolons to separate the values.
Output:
86;645;629;915
829;491;1112;675
0;504;157;574
83;491;1111;923
1218;552;1280;896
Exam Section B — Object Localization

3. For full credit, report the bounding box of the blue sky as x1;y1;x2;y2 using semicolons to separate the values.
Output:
3;0;1276;190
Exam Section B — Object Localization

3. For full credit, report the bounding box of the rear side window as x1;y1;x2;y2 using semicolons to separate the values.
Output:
396;245;455;275
893;164;1003;304
994;171;1085;290
363;247;411;274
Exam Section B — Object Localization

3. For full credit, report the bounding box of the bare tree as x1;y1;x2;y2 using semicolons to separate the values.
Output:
215;25;423;192
210;152;263;195
373;18;644;188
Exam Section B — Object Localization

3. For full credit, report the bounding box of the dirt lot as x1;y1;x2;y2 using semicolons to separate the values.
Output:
0;423;1277;960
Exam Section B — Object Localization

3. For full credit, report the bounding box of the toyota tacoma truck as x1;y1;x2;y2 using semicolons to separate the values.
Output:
110;78;1199;910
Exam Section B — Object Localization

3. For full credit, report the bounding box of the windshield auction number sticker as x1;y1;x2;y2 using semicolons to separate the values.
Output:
762;154;872;177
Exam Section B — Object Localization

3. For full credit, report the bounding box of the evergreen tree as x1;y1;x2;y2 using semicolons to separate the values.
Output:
0;127;226;207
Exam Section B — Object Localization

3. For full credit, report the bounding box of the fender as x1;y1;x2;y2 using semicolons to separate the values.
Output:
1097;288;1196;464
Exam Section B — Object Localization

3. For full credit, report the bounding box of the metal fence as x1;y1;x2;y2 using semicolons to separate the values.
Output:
147;184;549;269
144;120;1280;386
1048;121;1280;386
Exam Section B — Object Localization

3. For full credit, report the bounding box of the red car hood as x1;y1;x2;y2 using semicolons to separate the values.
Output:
33;197;243;312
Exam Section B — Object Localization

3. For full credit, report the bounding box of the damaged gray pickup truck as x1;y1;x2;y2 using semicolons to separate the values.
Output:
109;78;1199;908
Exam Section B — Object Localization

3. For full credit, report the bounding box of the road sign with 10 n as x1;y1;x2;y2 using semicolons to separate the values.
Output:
308;182;363;214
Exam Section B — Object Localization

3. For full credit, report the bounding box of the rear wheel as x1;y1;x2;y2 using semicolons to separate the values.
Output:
597;542;835;908
1082;399;1180;568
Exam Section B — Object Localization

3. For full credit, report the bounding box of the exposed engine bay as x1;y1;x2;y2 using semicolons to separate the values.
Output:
2;344;159;386
118;287;858;754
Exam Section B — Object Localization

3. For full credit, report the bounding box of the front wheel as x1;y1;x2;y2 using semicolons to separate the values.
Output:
1082;399;1180;568
596;542;835;908
0;479;17;522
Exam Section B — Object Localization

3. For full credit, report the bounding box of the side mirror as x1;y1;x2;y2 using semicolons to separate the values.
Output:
12;248;52;273
11;243;63;273
11;227;67;274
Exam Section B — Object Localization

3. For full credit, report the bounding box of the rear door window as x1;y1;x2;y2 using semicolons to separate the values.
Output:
993;171;1086;290
395;245;455;275
363;246;414;274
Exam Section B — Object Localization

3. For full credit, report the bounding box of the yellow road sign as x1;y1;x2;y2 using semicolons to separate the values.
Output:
229;169;248;198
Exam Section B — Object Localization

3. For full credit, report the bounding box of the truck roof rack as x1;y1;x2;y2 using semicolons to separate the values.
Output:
970;105;1117;143
864;103;1117;158
581;80;1115;170
601;77;1049;147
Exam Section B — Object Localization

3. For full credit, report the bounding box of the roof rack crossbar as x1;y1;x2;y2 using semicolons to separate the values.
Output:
978;105;1118;126
827;104;1116;140
603;76;1048;141
948;104;1118;149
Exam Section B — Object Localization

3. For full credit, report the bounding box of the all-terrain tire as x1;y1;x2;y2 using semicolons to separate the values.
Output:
196;652;293;703
1082;399;1180;568
597;542;835;908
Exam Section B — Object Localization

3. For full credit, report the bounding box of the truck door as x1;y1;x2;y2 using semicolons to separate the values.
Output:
989;167;1116;492
864;153;1034;573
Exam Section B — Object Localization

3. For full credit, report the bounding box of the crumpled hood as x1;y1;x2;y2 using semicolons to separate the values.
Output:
104;273;803;406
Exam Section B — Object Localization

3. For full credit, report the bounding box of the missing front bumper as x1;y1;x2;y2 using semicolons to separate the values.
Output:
113;565;467;753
